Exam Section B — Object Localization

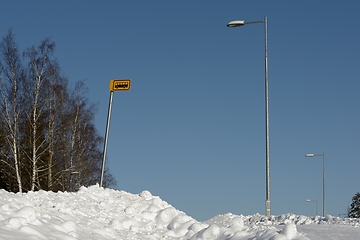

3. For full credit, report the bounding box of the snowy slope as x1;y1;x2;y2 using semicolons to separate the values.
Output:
0;185;359;239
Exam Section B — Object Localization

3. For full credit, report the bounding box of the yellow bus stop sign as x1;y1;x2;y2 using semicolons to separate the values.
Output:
109;79;131;91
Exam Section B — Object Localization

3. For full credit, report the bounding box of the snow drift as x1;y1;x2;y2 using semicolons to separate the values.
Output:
0;185;359;239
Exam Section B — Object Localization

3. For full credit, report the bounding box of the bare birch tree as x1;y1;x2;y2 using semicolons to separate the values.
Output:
45;62;68;191
0;30;25;192
0;30;116;192
59;81;102;191
23;38;55;191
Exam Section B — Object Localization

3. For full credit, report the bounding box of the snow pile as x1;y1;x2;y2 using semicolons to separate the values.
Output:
0;185;356;239
207;212;360;227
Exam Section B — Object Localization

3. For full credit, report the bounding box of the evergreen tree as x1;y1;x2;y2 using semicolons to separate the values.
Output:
348;192;360;218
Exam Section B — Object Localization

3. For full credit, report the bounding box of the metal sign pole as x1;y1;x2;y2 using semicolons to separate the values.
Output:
100;90;114;187
99;79;131;188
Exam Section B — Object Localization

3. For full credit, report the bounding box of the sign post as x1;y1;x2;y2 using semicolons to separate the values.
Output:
109;79;131;91
100;79;131;187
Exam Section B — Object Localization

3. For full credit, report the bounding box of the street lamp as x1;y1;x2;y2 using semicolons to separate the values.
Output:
71;171;80;191
305;153;325;217
227;16;270;217
305;199;318;216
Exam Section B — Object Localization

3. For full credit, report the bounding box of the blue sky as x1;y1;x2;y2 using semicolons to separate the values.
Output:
1;1;359;221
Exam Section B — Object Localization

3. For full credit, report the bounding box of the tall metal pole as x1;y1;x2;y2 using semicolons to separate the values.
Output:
305;153;326;217
263;16;271;217
322;153;326;217
305;199;318;216
100;91;114;187
227;16;271;217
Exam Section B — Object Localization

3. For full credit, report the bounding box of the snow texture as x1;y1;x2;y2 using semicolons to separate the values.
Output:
0;185;359;239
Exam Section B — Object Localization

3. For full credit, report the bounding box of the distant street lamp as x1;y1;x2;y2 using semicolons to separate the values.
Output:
305;199;318;216
71;171;80;191
227;16;271;217
305;153;325;217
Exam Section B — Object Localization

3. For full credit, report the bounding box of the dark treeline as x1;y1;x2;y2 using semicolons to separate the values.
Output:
348;192;360;218
0;30;115;193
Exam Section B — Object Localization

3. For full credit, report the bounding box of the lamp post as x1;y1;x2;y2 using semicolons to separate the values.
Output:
305;199;318;216
305;153;325;217
227;16;270;217
71;171;80;191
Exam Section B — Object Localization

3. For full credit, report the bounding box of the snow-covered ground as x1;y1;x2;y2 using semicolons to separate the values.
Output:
0;186;359;240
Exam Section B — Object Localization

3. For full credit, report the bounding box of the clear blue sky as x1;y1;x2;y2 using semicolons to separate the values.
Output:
1;1;359;221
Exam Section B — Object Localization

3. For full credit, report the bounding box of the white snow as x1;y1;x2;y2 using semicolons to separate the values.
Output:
0;185;359;239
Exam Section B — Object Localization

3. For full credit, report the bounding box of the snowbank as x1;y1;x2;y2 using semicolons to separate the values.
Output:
0;185;358;239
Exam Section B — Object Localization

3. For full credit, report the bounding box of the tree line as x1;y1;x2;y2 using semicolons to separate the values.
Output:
0;30;115;193
348;192;360;218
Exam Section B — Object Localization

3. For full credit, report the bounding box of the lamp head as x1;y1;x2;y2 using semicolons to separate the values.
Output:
227;20;245;27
